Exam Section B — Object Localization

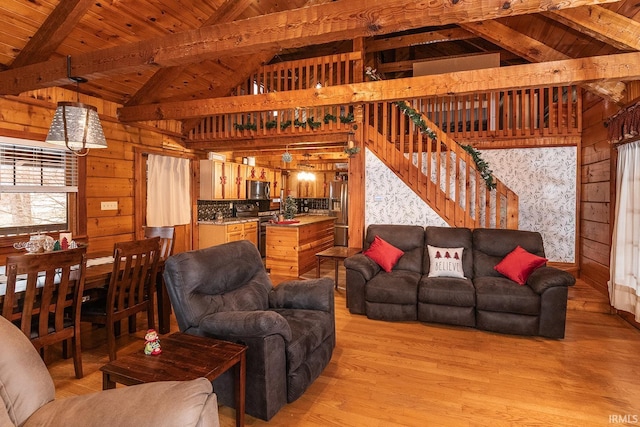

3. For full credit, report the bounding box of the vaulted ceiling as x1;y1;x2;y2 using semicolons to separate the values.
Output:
1;0;639;154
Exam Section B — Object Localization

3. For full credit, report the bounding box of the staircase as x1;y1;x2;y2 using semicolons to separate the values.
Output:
363;100;518;229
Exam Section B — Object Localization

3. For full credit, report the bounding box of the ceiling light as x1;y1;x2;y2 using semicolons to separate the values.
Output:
282;146;292;163
45;56;107;156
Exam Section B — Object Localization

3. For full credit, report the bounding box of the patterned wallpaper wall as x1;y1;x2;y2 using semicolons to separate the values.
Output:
364;147;577;262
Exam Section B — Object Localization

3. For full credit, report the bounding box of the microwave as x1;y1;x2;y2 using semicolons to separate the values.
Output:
247;180;270;200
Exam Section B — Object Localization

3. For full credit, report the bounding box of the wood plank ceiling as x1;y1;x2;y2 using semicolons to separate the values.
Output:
0;0;638;158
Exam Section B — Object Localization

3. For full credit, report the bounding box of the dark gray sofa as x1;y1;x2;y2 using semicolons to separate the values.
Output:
345;225;576;338
163;240;335;421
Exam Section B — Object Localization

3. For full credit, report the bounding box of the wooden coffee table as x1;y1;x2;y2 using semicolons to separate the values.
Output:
316;246;361;289
100;332;247;427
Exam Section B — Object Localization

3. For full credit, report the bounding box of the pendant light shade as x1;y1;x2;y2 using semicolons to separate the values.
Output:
45;101;107;154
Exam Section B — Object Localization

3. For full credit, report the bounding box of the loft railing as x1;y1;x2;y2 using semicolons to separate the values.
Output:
235;52;361;95
417;85;581;140
188;83;581;142
364;100;519;229
188;53;362;141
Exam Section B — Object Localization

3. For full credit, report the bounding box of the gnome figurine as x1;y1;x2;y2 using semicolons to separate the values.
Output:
144;329;162;355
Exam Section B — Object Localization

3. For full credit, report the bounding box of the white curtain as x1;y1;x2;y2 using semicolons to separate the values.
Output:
609;140;640;322
146;154;191;227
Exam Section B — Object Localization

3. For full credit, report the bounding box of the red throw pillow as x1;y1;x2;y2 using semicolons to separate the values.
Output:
363;235;405;273
494;245;548;285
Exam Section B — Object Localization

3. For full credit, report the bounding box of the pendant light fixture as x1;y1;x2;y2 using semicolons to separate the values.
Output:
282;145;292;163
45;55;107;156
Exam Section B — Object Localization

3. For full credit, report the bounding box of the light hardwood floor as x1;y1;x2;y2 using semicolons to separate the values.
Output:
47;265;640;427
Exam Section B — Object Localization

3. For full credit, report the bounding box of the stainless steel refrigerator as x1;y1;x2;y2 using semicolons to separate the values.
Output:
329;181;348;246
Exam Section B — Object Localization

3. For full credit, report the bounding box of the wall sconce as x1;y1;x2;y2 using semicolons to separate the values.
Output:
45;56;107;156
344;132;360;157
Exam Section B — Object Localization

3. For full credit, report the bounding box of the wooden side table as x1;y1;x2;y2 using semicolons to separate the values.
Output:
315;246;361;289
100;332;247;427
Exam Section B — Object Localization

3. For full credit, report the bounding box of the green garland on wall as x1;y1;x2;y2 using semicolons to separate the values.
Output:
365;67;496;190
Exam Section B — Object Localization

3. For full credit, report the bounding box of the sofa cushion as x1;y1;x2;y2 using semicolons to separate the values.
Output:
474;276;540;315
363;235;404;272
427;246;465;278
473;228;545;278
418;276;475;307
365;225;425;274
417;303;475;327
476;311;539;336
365;271;421;305
494;245;547;285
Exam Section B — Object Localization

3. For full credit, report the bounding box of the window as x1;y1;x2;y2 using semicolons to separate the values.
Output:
0;137;78;237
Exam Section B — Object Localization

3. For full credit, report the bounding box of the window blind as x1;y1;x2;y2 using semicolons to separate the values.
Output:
0;141;78;193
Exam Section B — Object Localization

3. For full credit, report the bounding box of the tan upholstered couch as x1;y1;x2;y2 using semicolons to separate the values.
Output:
0;315;220;427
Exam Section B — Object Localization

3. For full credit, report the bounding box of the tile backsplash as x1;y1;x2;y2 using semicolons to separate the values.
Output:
197;200;237;221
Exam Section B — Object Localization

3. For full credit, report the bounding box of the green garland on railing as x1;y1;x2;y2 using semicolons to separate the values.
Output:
234;113;353;132
365;67;496;190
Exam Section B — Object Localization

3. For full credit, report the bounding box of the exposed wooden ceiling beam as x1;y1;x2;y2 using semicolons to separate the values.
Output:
0;0;618;95
10;0;94;68
460;20;626;102
546;5;640;51
118;51;640;121
365;27;476;53
185;132;349;150
181;0;336;134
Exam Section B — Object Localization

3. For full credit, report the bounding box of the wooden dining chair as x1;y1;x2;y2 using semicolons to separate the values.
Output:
81;237;160;361
2;247;87;379
144;226;175;261
144;226;175;334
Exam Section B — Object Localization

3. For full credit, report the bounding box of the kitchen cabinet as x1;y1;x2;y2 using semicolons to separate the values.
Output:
201;160;279;200
199;220;258;249
200;160;244;200
268;168;281;198
199;160;215;200
247;166;268;181
235;164;248;199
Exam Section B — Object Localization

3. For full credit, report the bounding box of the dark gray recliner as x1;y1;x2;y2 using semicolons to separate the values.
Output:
163;240;335;421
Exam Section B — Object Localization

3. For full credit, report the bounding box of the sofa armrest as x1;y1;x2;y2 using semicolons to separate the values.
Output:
344;254;380;281
269;278;334;312
527;266;576;294
199;310;292;342
24;379;219;427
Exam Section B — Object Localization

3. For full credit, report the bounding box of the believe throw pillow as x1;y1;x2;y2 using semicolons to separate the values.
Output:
427;245;465;278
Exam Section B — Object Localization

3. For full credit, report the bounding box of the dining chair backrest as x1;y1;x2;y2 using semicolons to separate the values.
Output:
2;248;87;345
108;237;161;317
144;226;175;261
2;247;87;378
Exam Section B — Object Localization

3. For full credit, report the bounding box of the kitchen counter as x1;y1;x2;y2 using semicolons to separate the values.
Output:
264;215;334;227
266;216;335;278
198;217;259;225
198;219;258;249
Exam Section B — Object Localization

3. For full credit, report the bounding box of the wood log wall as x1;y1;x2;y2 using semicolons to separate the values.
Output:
0;89;193;265
579;93;617;294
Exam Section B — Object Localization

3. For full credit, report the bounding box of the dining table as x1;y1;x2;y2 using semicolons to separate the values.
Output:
0;251;172;334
